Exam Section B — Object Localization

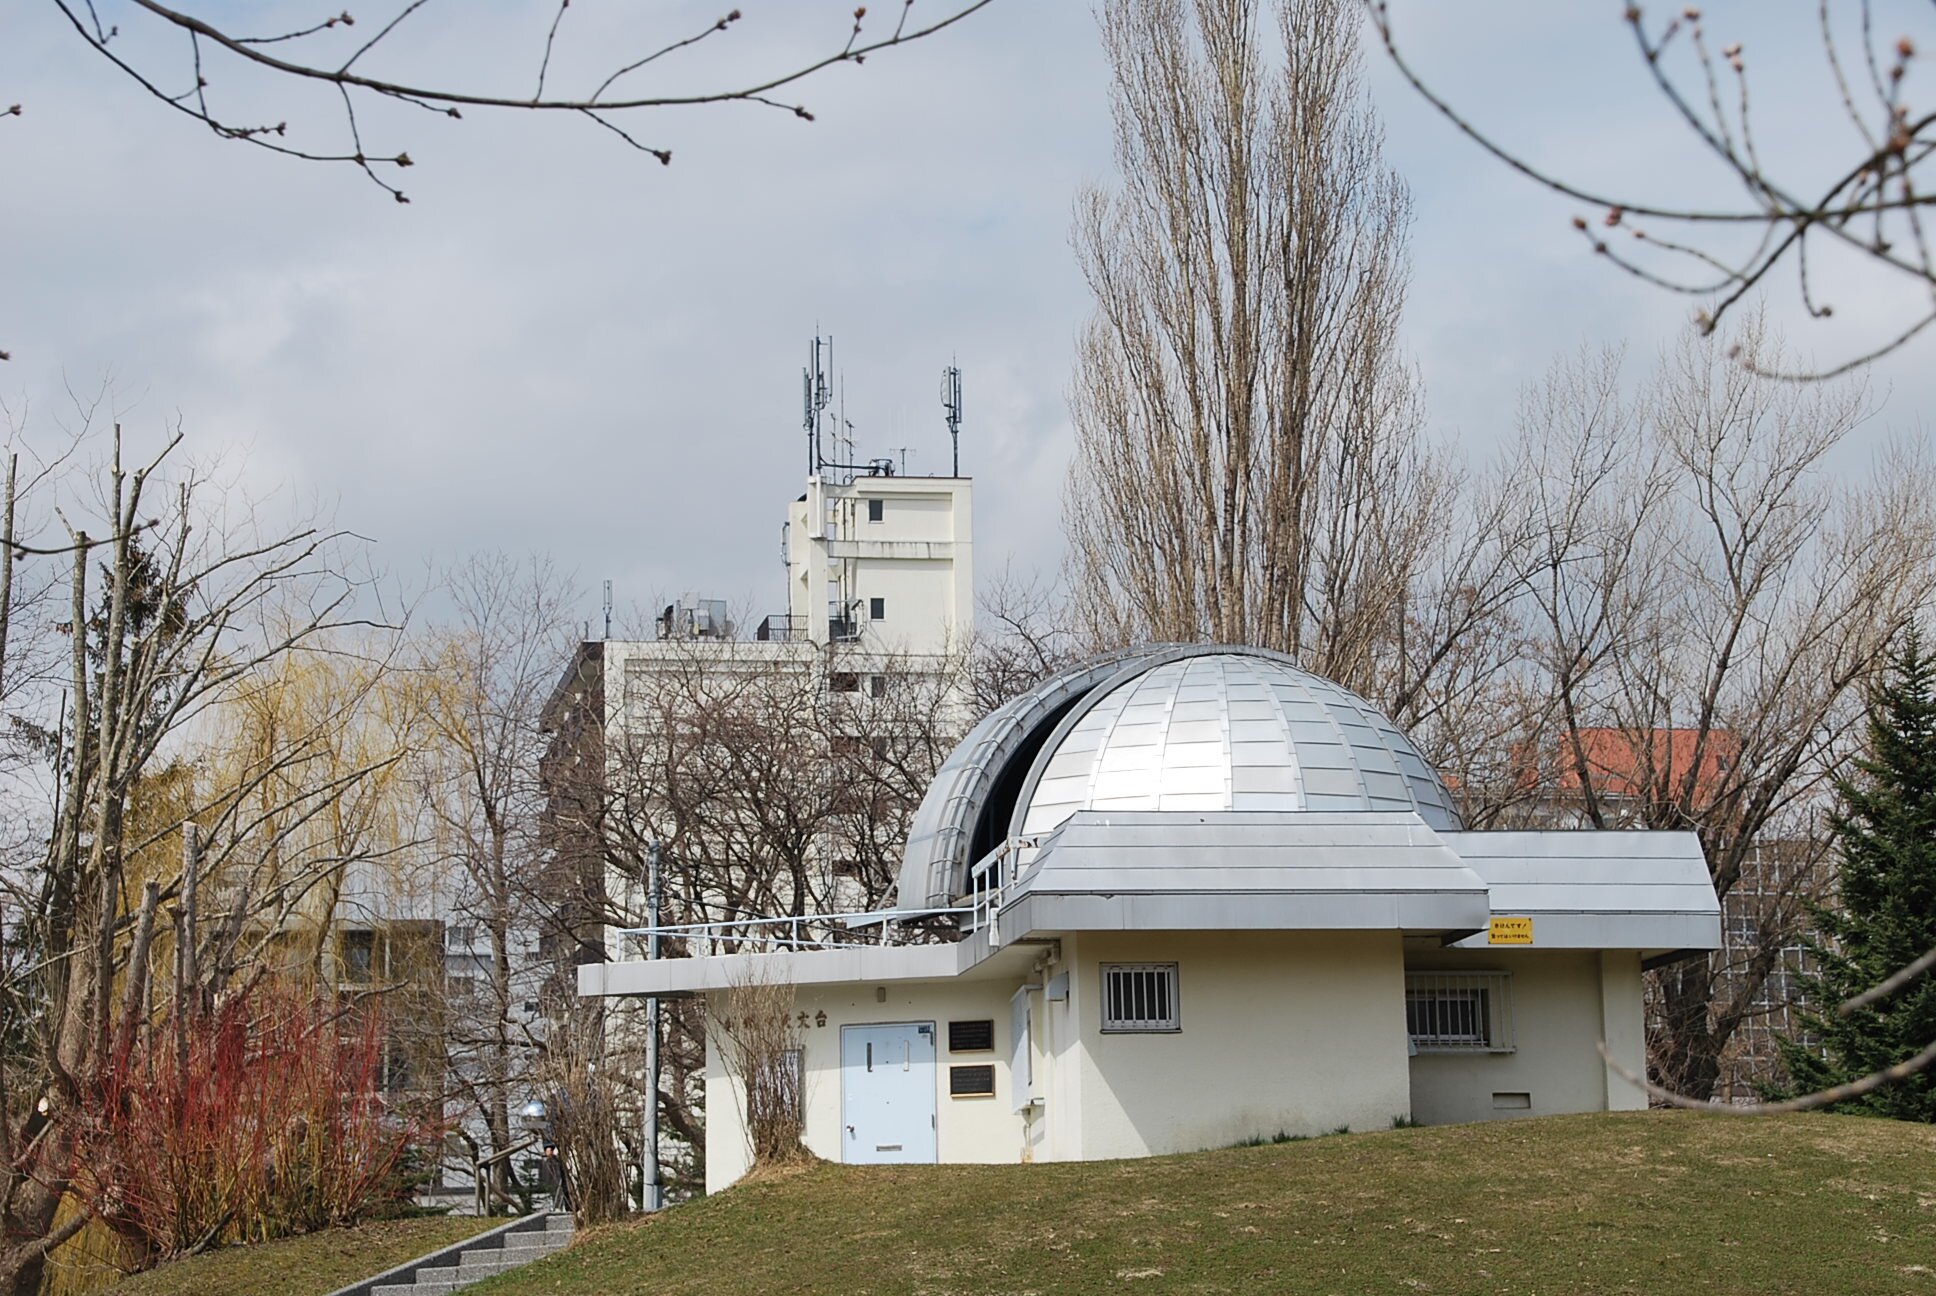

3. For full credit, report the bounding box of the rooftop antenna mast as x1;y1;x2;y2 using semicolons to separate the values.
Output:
803;335;833;475
940;361;963;476
602;580;613;640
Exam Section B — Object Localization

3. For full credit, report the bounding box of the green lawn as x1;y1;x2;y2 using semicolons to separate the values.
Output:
473;1111;1936;1296
107;1214;498;1296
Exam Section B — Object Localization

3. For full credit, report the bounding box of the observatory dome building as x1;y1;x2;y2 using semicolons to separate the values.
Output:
583;645;1722;1192
899;647;1462;910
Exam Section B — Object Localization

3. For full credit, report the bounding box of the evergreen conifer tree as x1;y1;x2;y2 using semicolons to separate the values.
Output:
1777;629;1936;1120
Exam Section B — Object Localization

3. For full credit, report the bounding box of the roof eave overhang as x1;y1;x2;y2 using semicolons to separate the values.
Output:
995;890;1491;939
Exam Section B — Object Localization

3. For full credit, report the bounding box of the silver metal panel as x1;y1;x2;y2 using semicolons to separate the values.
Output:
1164;719;1226;745
1012;649;1464;839
1448;913;1721;952
901;646;1465;907
896;646;1175;908
1148;765;1225;796
1301;767;1367;796
1438;829;1721;950
1162;741;1228;769
1230;766;1298;794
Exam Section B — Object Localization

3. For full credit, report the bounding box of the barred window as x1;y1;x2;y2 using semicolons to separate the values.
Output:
1101;963;1180;1033
1405;971;1515;1052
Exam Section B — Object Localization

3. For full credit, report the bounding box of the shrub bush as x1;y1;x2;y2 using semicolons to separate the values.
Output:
67;987;440;1261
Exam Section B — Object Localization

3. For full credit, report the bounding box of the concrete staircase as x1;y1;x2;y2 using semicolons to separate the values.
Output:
325;1212;574;1296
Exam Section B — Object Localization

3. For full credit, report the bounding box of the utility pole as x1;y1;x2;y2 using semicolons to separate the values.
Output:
642;841;663;1212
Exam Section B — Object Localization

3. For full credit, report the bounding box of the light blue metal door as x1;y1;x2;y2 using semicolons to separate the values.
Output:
840;1023;937;1164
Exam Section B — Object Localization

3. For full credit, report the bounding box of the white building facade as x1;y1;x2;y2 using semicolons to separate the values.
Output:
590;470;974;929
581;646;1723;1193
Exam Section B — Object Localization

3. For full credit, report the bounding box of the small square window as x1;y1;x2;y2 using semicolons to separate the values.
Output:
340;930;376;983
869;597;885;620
869;675;888;699
867;498;884;522
830;672;860;693
1101;963;1179;1032
1404;972;1515;1052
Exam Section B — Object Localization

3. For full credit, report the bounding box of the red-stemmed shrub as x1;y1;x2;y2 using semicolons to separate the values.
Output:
67;987;439;1259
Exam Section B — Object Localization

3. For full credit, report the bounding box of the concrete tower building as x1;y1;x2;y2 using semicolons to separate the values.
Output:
779;474;974;657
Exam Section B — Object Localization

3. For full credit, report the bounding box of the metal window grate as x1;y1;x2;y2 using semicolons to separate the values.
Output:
1101;963;1180;1033
948;1019;995;1052
949;1064;995;1097
1405;971;1515;1052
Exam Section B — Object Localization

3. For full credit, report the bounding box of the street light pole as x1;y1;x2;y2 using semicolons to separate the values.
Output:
642;840;663;1212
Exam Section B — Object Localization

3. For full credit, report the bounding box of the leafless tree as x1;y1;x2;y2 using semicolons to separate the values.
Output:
1368;2;1936;377
534;998;628;1224
0;410;400;1295
45;1;994;201
539;633;971;1195
414;552;580;1206
716;972;805;1169
1065;0;1536;746
968;566;1080;713
1494;319;1936;1099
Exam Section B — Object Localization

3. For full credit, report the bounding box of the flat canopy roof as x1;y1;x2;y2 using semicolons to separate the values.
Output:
1441;830;1722;952
582;811;1721;999
994;811;1490;938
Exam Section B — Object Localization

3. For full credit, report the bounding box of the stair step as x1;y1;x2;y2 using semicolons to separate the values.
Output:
364;1211;574;1296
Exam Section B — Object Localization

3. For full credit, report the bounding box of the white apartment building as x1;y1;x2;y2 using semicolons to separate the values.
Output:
775;473;974;656
542;466;976;951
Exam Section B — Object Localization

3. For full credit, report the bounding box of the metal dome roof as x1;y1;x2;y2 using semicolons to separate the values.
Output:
1013;651;1461;836
895;645;1461;908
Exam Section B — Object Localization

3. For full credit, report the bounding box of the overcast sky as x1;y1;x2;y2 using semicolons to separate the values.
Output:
5;1;1931;634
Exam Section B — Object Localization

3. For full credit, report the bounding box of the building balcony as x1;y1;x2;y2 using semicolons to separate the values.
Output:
756;614;808;642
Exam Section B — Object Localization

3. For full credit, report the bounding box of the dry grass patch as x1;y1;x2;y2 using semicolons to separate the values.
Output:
107;1214;496;1296
470;1112;1936;1296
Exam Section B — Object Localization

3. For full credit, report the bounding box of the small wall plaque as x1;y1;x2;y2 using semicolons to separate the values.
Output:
1487;916;1534;945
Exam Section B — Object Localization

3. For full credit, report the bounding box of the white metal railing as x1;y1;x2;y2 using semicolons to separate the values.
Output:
613;907;972;959
610;836;1045;962
967;836;1041;940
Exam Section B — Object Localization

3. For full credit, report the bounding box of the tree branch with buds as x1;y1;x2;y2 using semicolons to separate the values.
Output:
47;0;994;201
1367;1;1936;379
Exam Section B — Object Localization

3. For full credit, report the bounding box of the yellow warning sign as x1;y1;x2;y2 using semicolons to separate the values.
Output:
1488;916;1534;945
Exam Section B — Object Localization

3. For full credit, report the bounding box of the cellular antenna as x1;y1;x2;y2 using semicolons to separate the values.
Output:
941;362;963;476
803;335;833;474
602;579;613;640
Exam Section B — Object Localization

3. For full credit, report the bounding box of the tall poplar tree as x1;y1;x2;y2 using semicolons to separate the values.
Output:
1778;630;1936;1121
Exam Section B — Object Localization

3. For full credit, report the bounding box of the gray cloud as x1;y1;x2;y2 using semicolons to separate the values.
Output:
4;1;1928;631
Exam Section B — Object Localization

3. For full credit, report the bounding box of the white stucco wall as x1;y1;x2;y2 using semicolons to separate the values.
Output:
697;935;1653;1193
1066;931;1414;1158
703;975;1027;1194
1403;946;1648;1125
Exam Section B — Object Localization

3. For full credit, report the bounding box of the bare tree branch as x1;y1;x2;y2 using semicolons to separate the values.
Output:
1367;1;1936;378
46;1;994;199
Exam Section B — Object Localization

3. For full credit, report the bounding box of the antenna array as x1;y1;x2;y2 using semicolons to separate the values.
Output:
940;363;963;477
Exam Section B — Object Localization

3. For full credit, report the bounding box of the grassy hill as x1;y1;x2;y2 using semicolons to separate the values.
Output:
474;1111;1935;1296
106;1214;495;1296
